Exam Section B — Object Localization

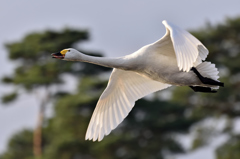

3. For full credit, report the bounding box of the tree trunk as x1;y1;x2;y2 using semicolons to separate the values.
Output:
33;103;45;158
33;89;49;158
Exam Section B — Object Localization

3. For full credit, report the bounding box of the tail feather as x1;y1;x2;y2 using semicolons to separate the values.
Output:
196;62;219;81
196;62;220;89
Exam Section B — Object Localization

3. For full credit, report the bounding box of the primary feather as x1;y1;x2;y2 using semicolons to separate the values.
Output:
85;69;171;141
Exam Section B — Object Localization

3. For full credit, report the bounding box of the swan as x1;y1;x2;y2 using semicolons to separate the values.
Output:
52;20;224;141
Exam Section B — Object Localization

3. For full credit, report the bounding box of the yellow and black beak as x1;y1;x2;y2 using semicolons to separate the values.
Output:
51;49;68;59
51;52;65;59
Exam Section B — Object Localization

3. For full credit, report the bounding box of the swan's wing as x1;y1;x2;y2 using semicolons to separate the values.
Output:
85;69;171;141
160;20;209;72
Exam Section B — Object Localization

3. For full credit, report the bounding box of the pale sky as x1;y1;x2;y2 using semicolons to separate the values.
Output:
0;0;240;158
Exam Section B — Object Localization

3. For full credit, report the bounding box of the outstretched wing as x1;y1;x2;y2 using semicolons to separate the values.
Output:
85;69;171;141
160;20;208;72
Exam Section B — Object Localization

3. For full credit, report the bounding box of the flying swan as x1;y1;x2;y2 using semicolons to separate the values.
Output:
52;20;224;141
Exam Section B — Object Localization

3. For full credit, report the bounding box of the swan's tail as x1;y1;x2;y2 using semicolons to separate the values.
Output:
196;62;220;89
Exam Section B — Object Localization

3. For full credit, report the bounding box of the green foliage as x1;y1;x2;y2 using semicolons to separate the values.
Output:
189;17;240;118
2;27;110;93
5;29;88;61
1;92;18;104
0;27;111;159
2;77;13;84
12;62;62;89
43;95;190;159
216;135;240;159
191;126;215;150
0;130;34;159
188;17;240;156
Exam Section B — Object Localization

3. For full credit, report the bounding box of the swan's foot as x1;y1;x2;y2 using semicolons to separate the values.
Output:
191;67;224;87
189;86;217;93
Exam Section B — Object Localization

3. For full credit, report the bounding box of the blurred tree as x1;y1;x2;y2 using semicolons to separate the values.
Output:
216;135;240;159
169;17;240;157
190;17;240;159
1;17;240;159
0;130;34;159
41;83;199;159
1;28;110;158
189;17;240;118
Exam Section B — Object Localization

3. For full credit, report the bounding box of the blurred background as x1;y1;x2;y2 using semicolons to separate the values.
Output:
1;0;240;159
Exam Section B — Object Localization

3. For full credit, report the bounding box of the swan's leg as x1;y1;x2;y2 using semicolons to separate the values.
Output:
191;67;224;87
189;86;217;93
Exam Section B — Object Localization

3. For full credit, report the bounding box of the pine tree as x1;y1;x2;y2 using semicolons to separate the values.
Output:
1;28;110;159
2;17;240;159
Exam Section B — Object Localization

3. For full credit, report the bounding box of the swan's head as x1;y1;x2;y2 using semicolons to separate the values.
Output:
51;48;83;61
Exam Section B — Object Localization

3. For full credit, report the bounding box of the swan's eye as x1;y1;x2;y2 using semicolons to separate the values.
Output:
68;50;70;52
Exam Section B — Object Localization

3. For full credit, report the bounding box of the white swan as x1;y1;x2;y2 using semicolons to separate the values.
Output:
52;20;224;141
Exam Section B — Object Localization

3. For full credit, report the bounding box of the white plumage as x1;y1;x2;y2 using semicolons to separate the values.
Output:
86;69;171;141
52;20;223;141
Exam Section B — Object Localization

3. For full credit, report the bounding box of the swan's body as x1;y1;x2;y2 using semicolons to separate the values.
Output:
52;20;223;141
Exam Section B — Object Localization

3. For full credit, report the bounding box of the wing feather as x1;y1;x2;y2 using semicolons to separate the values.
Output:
85;69;171;141
162;20;209;72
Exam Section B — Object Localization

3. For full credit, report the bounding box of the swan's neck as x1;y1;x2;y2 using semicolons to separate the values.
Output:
70;54;132;70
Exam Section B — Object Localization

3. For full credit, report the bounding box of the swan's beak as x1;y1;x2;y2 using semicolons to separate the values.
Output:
51;52;65;59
